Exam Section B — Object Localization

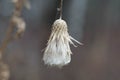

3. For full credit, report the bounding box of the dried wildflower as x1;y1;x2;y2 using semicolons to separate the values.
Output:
43;18;82;67
0;0;28;80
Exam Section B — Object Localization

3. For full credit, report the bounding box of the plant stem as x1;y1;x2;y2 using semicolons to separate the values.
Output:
59;0;63;19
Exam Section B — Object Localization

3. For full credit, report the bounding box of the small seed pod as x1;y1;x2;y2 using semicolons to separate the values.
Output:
43;19;82;67
12;16;26;38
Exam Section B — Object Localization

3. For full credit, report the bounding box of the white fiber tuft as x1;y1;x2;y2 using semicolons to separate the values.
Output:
43;19;81;67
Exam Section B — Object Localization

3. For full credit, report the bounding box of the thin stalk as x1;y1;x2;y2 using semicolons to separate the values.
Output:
59;0;63;19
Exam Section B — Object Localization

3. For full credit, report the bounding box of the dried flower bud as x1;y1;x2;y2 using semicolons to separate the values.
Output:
12;16;26;38
43;19;82;67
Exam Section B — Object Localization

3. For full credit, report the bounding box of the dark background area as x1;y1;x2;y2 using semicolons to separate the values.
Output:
0;0;120;80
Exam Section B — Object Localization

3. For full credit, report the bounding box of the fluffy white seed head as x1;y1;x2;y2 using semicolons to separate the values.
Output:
43;19;81;67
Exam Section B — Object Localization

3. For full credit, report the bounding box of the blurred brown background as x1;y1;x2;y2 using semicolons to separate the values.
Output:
0;0;120;80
